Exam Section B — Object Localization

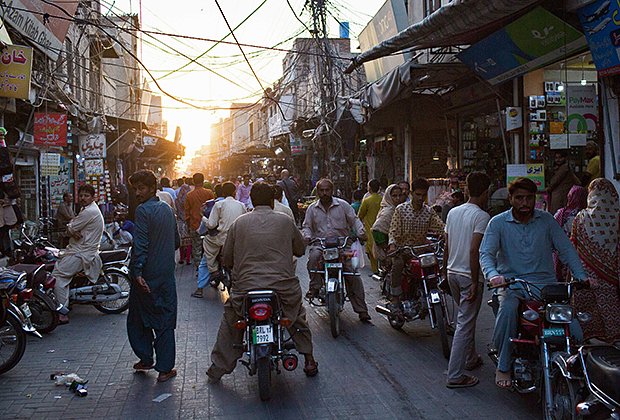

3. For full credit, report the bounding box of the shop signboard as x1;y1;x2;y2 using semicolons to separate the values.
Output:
578;0;620;76
290;134;304;156
0;45;32;100
34;113;67;146
2;1;78;61
84;159;104;176
507;163;545;191
457;7;586;85
79;134;107;159
505;107;523;131
40;152;61;176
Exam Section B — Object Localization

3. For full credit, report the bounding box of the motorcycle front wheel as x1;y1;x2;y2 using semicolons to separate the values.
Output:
545;364;578;420
257;357;271;401
432;302;451;359
94;269;131;314
327;291;340;338
28;291;59;334
0;312;27;375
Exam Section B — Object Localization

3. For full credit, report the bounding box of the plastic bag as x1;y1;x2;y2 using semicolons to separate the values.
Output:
350;239;366;269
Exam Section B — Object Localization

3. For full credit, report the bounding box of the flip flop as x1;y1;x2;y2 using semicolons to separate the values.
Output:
446;375;479;388
191;289;203;298
495;370;512;389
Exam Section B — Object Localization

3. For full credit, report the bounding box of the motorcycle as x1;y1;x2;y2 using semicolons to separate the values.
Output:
571;344;620;419
487;278;590;420
375;242;452;359
308;236;359;338
0;268;41;375
234;289;301;401
9;264;59;334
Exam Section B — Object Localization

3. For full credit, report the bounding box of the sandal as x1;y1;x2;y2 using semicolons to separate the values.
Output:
191;289;203;298
303;360;318;377
465;355;483;371
495;370;512;389
446;375;479;388
133;360;155;370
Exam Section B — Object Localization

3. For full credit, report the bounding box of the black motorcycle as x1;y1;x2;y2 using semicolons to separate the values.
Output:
235;290;300;401
9;264;59;334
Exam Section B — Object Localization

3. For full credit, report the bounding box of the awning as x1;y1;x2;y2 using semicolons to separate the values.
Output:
344;0;540;74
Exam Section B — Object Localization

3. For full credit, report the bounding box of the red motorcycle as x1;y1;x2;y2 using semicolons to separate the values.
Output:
375;242;452;359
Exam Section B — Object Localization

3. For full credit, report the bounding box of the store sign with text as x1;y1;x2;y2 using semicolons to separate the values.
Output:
34;113;67;146
0;45;32;100
507;163;545;191
79;134;106;159
457;7;586;85
84;159;104;175
578;0;620;76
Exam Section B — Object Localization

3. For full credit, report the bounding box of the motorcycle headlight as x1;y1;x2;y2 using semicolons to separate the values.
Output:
323;248;339;261
546;304;573;324
419;253;437;268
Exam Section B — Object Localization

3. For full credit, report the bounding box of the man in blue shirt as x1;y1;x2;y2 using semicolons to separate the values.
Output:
479;177;586;389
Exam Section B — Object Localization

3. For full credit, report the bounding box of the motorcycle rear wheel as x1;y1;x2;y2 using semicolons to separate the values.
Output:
432;302;451;359
29;291;59;334
0;312;27;375
257;357;271;401
94;270;131;314
327;291;340;338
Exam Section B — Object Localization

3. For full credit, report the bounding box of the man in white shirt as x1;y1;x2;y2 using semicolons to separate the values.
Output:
204;181;246;280
443;172;491;388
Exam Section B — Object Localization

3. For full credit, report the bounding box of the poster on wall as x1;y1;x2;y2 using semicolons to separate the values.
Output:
0;45;33;100
507;163;545;191
84;159;104;175
79;134;106;158
505;107;523;131
566;85;598;135
34;113;67;146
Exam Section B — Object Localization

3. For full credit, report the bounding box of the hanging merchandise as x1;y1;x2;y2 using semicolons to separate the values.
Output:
0;127;20;199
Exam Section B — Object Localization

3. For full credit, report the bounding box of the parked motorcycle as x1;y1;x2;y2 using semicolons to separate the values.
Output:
308;236;359;338
0;268;41;375
235;289;300;401
375;242;452;359
9;264;59;333
487;278;590;420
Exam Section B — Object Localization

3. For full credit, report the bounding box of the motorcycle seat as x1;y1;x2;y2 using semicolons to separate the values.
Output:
100;249;127;264
585;346;620;405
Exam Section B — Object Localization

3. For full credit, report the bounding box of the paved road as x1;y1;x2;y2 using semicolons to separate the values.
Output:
0;254;540;419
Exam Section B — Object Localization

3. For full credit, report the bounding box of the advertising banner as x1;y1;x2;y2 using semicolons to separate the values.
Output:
566;84;598;135
458;7;586;85
578;0;620;76
79;134;106;159
34;113;67;146
0;45;32;100
40;152;61;176
84;159;104;175
507;163;545;191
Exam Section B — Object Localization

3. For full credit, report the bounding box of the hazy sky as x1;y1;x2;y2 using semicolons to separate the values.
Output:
107;0;385;158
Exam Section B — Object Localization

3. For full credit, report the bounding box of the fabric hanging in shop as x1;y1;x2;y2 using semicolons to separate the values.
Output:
344;0;540;74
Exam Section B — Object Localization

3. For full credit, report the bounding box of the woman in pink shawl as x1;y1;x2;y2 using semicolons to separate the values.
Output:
571;178;620;342
175;182;192;264
553;185;588;281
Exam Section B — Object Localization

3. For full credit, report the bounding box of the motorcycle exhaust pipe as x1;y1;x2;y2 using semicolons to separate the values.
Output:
375;305;392;316
282;354;298;371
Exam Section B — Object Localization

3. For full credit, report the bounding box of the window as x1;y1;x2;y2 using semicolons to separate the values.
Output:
424;0;442;17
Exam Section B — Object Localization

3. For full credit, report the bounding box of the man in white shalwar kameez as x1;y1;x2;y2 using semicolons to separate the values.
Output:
53;184;104;323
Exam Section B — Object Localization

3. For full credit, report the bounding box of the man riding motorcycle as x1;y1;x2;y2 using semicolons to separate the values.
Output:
207;182;317;382
302;178;371;322
479;177;587;388
52;184;105;323
387;177;445;314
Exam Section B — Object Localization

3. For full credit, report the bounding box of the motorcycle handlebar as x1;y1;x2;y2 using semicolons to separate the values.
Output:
309;236;353;249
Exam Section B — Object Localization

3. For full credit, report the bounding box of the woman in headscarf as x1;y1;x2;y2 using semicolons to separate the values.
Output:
371;184;403;266
571;178;620;342
175;179;192;265
553;185;588;280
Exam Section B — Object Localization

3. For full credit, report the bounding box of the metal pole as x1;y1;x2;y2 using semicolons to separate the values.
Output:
496;98;510;164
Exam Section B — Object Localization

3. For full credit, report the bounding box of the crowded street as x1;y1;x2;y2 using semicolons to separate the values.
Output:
0;254;539;419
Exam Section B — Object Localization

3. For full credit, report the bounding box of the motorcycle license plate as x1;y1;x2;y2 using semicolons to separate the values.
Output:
543;328;565;338
325;263;342;268
253;325;273;344
21;303;32;318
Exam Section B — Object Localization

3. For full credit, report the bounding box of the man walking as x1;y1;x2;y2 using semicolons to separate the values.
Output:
207;182;317;382
52;184;104;324
358;179;382;274
184;173;214;268
277;169;300;223
235;174;252;209
444;172;490;388
127;170;180;383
